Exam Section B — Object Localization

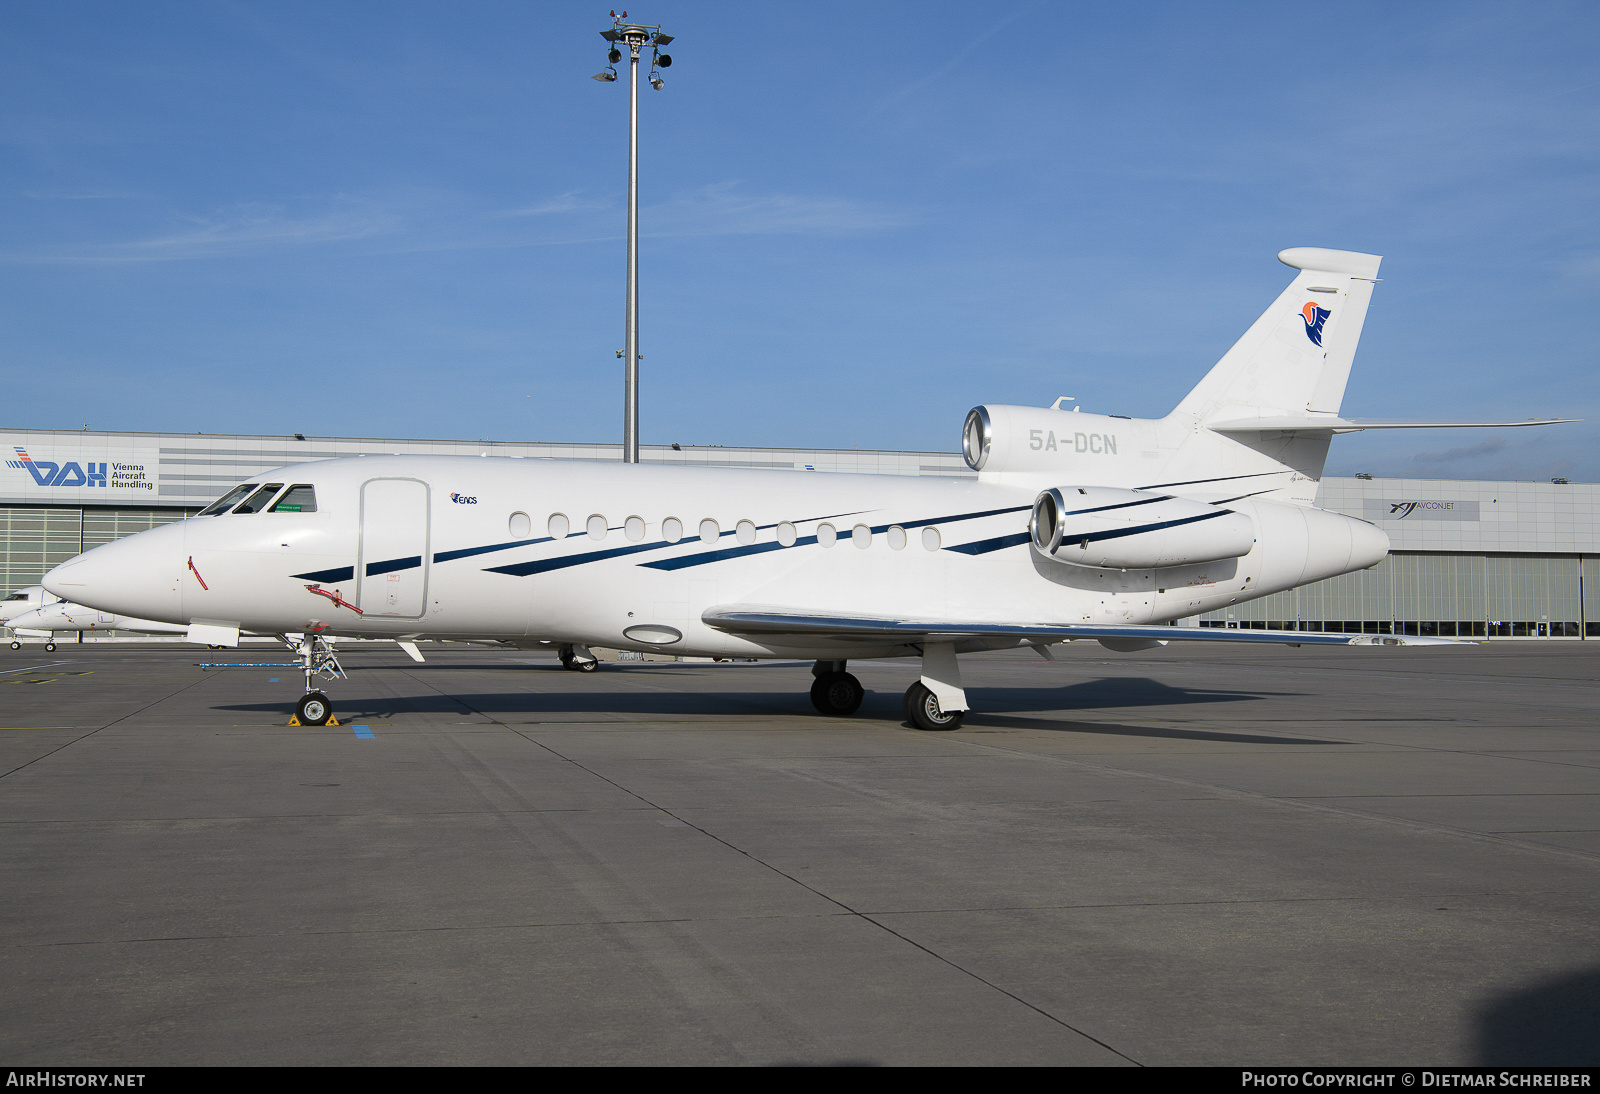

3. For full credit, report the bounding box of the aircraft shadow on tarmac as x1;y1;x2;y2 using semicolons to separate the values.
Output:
214;675;1337;744
1475;966;1600;1065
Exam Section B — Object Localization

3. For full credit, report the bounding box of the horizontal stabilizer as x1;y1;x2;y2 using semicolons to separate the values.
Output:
703;608;1467;647
1206;416;1578;434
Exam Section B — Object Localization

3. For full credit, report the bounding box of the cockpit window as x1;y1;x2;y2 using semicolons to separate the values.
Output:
3;593;27;602
232;483;285;514
198;484;259;516
270;485;318;513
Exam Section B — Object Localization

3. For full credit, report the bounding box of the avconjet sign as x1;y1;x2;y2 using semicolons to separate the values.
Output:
1362;500;1480;522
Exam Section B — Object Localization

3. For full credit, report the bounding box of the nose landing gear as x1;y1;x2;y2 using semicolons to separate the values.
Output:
284;633;346;726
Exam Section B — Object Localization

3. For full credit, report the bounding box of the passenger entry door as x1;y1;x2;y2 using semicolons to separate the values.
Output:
358;478;430;618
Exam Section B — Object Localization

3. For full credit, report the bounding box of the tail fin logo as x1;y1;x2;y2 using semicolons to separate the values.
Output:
1301;302;1331;347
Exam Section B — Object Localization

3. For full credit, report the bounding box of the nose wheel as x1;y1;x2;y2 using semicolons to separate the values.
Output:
296;692;333;726
285;633;346;726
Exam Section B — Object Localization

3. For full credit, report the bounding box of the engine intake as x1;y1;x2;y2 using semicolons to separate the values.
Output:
1030;486;1256;569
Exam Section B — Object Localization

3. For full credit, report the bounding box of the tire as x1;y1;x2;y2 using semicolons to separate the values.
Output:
296;691;333;726
44;642;56;652
903;681;964;731
10;641;20;650
810;671;864;716
571;657;599;673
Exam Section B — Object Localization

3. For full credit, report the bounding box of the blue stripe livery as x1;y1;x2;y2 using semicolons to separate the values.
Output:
367;555;422;577
292;566;355;583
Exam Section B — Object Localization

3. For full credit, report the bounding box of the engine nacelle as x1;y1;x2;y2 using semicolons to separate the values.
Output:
1029;486;1256;569
963;404;1152;475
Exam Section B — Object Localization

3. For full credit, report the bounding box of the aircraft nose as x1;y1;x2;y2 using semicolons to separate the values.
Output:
44;523;185;623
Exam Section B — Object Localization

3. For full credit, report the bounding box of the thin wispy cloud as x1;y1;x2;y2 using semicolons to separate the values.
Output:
873;3;1042;114
1412;438;1507;464
3;201;401;264
500;190;611;218
644;182;916;237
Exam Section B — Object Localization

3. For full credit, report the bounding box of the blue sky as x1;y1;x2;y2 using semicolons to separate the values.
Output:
3;1;1596;481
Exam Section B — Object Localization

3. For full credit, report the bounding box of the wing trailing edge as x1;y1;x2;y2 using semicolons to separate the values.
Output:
702;607;1468;647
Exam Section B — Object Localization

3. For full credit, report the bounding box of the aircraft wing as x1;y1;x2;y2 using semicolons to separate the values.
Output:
702;607;1467;647
1205;416;1577;434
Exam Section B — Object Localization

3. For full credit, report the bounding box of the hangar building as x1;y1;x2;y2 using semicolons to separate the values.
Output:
2;427;1595;640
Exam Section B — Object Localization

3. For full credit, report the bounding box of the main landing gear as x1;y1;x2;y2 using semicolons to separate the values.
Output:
283;633;346;726
810;661;864;715
807;645;969;730
903;642;967;731
558;643;600;673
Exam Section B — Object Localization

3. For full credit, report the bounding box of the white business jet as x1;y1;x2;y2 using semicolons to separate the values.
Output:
6;600;191;650
2;585;63;649
42;248;1572;728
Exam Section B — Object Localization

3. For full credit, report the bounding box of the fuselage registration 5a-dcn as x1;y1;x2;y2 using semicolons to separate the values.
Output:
43;248;1573;729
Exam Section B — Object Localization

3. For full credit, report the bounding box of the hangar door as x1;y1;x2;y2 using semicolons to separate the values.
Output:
358;478;430;618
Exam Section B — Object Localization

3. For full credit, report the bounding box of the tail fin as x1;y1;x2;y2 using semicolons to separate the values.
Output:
1172;247;1381;424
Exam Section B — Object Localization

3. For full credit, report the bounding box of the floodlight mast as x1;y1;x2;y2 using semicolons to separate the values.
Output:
596;14;674;463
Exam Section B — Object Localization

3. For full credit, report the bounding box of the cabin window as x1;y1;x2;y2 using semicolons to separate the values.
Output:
922;527;941;551
548;513;570;538
818;523;837;548
199;484;258;515
698;519;719;544
625;516;646;541
852;524;872;549
508;511;532;539
776;522;797;547
233;484;285;514
662;517;683;543
887;525;907;551
736;520;756;545
586;515;608;540
270;485;318;513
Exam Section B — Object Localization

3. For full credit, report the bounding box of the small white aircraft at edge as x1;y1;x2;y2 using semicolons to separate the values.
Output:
42;248;1573;728
5;597;191;650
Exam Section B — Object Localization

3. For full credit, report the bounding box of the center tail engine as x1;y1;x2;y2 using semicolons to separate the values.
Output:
1029;486;1256;570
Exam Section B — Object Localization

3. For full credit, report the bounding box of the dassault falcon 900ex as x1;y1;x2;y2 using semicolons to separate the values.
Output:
43;248;1573;729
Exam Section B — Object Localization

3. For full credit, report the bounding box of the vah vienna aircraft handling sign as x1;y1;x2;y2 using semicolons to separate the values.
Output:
1;435;161;505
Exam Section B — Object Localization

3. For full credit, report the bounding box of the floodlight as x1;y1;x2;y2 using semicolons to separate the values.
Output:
656;53;671;67
654;32;673;45
650;76;664;90
592;69;617;82
608;47;621;63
